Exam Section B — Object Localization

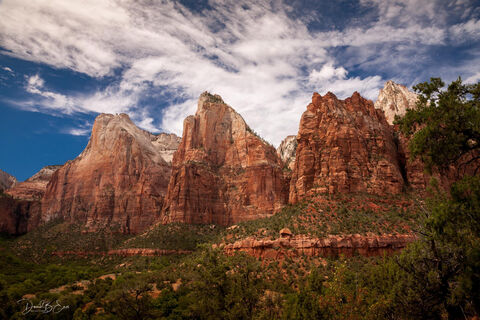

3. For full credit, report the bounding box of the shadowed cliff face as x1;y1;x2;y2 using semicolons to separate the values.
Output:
0;195;41;235
289;91;406;203
162;92;289;225
41;114;179;234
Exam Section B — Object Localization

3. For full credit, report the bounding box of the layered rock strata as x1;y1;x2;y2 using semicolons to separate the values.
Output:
289;91;405;203
223;233;417;259
42;114;178;233
6;165;62;200
162;92;288;225
0;169;17;192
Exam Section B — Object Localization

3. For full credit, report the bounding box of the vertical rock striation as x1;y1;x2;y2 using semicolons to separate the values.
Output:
41;114;178;233
289;91;405;203
162;92;288;225
277;135;297;170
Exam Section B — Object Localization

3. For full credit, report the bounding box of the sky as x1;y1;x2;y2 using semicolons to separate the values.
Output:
1;0;479;181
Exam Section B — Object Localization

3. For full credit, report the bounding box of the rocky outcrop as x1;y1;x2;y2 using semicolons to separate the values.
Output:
277;135;297;170
0;169;17;192
6;165;62;200
162;92;288;225
289;91;405;203
0;195;41;235
42;113;174;233
152;133;181;164
51;248;192;257
374;80;418;125
222;233;416;259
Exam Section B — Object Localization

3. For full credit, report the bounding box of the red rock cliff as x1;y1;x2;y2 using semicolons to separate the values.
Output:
162;92;288;225
289;91;405;203
41;114;178;233
0;195;41;235
6;165;62;200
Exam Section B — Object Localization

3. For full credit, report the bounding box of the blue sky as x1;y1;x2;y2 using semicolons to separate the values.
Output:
1;0;479;181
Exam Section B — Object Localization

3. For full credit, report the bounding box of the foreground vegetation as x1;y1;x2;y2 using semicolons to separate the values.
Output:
0;78;478;319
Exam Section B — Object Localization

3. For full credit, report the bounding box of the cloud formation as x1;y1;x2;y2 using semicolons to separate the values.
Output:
0;0;479;145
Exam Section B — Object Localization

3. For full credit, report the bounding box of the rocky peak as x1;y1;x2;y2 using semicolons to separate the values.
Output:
0;169;17;192
6;165;62;200
374;80;418;125
25;165;62;183
41;113;176;233
289;91;405;203
81;113;168;165
277;135;297;170
162;93;288;225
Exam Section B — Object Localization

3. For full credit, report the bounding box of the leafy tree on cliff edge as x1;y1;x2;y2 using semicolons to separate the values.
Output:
392;77;480;319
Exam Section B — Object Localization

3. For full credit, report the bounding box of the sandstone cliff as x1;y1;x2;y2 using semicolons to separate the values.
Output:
0;195;41;235
162;92;288;225
0;169;17;192
289;91;405;203
6;165;62;200
374;80;418;125
277;135;297;170
222;233;417;259
41;113;176;233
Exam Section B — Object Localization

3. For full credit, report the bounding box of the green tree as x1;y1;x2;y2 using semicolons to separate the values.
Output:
392;77;480;319
396;77;480;176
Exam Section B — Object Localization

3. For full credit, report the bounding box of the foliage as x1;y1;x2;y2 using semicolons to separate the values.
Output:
396;77;480;175
392;77;480;318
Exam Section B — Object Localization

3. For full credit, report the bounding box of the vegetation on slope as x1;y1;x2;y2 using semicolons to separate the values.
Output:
0;77;477;319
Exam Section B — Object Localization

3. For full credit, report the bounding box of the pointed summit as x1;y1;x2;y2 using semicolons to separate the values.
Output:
162;93;288;225
374;81;418;125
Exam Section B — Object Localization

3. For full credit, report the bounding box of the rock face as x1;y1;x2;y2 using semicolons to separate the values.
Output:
374;80;418;125
0;169;17;192
42;114;174;233
162;92;288;225
152;133;181;164
223;233;416;259
0;195;41;235
6;165;62;200
277;135;297;170
289;91;405;203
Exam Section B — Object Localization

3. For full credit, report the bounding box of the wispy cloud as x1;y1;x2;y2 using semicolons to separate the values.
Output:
65;128;90;136
0;0;479;145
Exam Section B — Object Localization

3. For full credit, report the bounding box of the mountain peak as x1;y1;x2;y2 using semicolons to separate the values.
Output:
374;81;418;125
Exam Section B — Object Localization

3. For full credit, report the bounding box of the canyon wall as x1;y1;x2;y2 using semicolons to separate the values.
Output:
162;92;288;225
41;114;179;233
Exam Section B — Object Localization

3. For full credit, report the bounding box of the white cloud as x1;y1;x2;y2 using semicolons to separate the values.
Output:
66;128;90;136
1;0;478;145
2;66;13;73
465;72;480;84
